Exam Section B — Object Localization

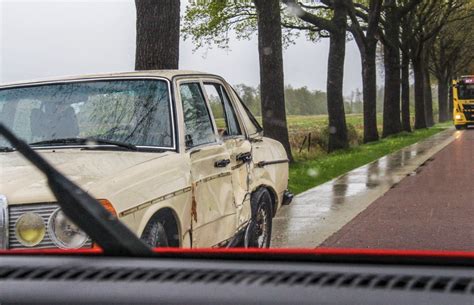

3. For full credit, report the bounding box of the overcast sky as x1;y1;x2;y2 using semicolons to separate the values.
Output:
0;0;377;95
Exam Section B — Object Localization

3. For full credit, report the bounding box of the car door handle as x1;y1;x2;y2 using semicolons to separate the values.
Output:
236;151;252;163
214;159;231;168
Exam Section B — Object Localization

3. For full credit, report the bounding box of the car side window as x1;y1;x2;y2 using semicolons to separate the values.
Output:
179;83;216;148
204;83;241;138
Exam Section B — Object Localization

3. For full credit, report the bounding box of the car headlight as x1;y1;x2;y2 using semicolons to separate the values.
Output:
15;212;46;247
0;195;8;249
455;114;462;120
48;209;88;249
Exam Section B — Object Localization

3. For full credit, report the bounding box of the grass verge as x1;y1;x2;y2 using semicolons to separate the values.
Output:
289;125;450;195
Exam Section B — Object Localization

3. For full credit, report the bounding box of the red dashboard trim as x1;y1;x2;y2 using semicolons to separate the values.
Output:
1;247;473;259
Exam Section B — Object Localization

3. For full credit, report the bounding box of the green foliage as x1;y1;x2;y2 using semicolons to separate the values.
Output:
234;83;261;115
235;83;386;118
284;85;328;115
183;1;258;51
234;83;330;117
428;0;474;78
209;99;225;119
289;125;448;194
183;0;334;51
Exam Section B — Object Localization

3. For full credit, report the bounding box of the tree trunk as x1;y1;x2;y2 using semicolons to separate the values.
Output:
135;0;180;70
413;55;427;129
437;76;449;122
401;51;411;132
361;44;379;142
382;4;402;137
423;67;434;126
254;0;293;161
400;16;411;133
326;0;348;151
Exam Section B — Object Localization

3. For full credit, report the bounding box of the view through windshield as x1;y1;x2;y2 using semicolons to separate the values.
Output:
458;84;474;100
0;0;473;255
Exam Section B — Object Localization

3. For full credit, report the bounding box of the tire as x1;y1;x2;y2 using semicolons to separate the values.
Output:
141;219;169;248
455;125;464;130
244;188;273;248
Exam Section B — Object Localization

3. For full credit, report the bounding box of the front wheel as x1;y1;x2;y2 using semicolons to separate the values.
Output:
244;189;273;248
141;218;169;248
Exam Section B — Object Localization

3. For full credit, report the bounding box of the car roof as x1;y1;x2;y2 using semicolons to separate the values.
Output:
0;70;221;88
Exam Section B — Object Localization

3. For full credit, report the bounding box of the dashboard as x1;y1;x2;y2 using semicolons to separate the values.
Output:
0;253;473;305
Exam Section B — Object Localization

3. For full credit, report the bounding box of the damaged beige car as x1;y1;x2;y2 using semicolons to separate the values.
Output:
0;71;292;250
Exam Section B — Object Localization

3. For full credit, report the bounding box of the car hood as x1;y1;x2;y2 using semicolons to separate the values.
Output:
0;149;169;204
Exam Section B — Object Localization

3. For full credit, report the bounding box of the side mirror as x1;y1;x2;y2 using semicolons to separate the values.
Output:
249;132;264;143
185;134;193;147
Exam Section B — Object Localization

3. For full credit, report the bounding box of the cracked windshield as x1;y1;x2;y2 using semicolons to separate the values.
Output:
0;0;473;253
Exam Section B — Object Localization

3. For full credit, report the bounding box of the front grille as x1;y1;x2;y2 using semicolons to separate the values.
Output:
8;203;92;250
463;104;474;121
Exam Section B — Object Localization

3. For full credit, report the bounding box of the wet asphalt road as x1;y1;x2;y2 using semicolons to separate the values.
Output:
321;129;474;251
271;128;457;248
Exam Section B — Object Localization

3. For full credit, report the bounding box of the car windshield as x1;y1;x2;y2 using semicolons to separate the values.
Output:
0;80;173;149
0;0;473;261
458;83;474;100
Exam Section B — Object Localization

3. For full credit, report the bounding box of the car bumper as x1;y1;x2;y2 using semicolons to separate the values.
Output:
282;190;294;206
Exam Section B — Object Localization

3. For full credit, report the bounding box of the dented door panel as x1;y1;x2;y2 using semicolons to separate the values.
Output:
223;137;253;230
189;144;237;247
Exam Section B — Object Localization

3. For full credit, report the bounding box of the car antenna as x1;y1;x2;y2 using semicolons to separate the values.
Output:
0;123;153;256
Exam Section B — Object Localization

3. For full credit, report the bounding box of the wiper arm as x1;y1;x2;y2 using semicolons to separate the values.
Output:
29;137;138;151
0;123;152;256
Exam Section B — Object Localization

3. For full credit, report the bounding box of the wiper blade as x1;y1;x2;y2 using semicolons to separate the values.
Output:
0;123;152;256
29;137;138;151
0;146;15;152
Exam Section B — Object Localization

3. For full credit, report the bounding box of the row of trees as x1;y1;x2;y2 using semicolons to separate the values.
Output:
134;0;474;160
238;84;427;116
235;84;329;116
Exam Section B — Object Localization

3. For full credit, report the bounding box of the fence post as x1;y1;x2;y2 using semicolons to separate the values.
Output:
299;135;308;153
308;132;312;152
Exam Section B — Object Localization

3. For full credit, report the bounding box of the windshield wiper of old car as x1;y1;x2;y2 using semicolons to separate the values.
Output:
0;123;152;256
29;137;138;151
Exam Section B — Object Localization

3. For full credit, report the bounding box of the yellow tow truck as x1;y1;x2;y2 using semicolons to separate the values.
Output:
453;75;474;130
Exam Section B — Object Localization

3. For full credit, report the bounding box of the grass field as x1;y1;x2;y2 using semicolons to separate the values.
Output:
286;113;382;132
282;115;450;194
284;114;384;160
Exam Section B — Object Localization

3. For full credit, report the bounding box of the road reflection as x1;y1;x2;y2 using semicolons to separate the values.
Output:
271;129;455;248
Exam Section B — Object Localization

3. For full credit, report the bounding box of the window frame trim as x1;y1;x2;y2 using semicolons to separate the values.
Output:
176;79;220;151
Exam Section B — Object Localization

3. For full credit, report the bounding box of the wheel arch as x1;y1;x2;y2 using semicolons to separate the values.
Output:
141;207;181;247
251;185;279;218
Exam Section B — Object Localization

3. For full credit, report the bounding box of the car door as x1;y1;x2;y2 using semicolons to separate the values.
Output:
202;80;253;231
178;81;237;248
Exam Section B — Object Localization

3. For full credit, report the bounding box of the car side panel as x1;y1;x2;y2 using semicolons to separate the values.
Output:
250;138;289;212
189;144;237;248
87;153;193;247
224;138;253;231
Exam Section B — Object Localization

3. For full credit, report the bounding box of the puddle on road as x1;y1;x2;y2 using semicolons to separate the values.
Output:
272;129;455;248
